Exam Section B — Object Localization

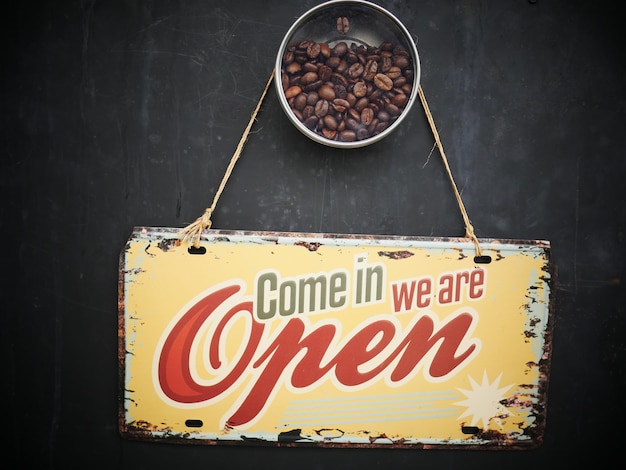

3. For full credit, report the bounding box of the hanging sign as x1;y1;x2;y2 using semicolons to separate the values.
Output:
118;227;553;449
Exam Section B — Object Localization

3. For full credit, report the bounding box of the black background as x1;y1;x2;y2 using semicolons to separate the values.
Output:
3;0;625;468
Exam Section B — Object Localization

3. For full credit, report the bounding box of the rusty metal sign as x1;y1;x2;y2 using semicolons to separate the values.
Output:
118;227;553;449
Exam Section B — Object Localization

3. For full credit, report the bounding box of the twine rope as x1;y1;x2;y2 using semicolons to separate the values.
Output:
417;84;483;257
179;70;481;257
178;69;275;247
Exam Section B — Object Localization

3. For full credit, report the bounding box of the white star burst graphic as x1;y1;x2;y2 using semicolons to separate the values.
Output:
454;371;514;429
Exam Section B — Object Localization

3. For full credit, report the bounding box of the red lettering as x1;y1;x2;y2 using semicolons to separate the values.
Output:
225;319;336;428
392;280;416;312
157;285;263;403
333;320;396;385
389;311;478;380
157;284;480;430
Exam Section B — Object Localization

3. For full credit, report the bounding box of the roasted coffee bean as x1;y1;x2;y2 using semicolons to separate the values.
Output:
347;108;361;122
307;42;321;58
355;97;369;112
335;60;349;74
318;64;332;81
304;115;318;129
348;62;364;79
303;80;323;92
380;55;392;73
374;73;393;91
393;76;407;88
345;118;361;132
314;99;329;117
318;84;336;101
339;130;357;142
377;110;391;122
326;56;341;69
285;86;302;99
356;127;370;140
293;93;307;111
332;41;348;57
331;72;348;88
363;59;378;80
285;62;301;74
304;105;316;119
346;51;358;64
336;17;350;35
322;127;337;139
386;66;402;79
320;43;331;58
353;81;367;98
334;84;347;99
391;93;408;107
303;62;318;73
393;54;410;69
385;102;401;116
361;107;374;126
301;71;319;85
332;98;350;113
323;114;338;130
281;38;414;143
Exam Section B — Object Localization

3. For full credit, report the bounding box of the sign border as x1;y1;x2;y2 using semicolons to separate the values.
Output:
118;227;554;450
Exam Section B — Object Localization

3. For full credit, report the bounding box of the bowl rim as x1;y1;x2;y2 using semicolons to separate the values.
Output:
275;0;421;149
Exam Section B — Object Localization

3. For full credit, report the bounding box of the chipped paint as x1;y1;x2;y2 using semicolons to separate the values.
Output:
119;227;554;449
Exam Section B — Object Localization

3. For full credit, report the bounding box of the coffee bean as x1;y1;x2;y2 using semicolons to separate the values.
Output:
332;41;348;57
304;115;318;129
320;43;331;58
285;86;302;99
318;84;336;101
318;64;332;81
347;108;361;122
301;71;319;85
293;93;307;111
323;114;338;131
314;99;329;117
356;127;370;140
339;130;356;142
322;127;337;139
336;17;350;35
332;98;350;113
353;81;367;98
333;84;347;99
348;62;364;79
385;102;401;116
391;93;408;107
374;73;393;91
361;107;374;126
355;97;369;112
393;54;410;69
286;62;301;74
386;66;402;79
363;59;378;80
281;38;414;143
307;42;321;59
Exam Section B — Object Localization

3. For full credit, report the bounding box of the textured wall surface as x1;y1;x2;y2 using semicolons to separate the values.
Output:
3;0;624;467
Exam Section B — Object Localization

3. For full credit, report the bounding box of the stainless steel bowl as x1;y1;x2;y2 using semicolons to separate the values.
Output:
275;0;420;148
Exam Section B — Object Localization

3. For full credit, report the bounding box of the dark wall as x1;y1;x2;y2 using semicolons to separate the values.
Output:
3;0;624;468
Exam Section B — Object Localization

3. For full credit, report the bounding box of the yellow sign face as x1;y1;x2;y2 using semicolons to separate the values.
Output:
119;227;553;449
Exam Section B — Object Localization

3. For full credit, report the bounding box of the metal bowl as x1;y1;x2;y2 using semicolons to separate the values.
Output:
275;0;420;148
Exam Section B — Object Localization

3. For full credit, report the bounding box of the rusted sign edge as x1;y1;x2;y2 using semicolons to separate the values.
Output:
117;226;555;450
124;226;551;250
